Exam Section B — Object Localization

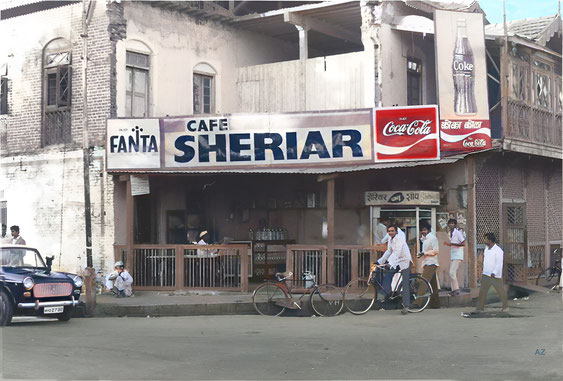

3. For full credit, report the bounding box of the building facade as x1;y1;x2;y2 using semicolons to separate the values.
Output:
1;1;561;291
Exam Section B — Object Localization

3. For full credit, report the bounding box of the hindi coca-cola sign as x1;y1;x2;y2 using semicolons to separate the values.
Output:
435;10;491;152
374;106;440;161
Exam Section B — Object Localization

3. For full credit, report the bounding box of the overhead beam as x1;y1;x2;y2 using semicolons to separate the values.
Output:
284;11;361;43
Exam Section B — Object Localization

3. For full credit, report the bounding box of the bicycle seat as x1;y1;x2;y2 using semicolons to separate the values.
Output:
276;271;293;280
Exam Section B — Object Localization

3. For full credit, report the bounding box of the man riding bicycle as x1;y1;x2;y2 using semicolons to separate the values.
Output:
376;224;412;315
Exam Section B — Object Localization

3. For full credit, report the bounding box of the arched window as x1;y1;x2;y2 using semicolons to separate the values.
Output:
126;50;150;117
43;38;71;145
193;63;216;114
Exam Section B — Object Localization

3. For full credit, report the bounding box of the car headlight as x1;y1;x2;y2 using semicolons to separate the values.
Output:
23;277;34;290
73;275;84;288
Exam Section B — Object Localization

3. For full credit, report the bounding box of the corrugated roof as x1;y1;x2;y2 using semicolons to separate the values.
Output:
108;155;468;175
485;14;561;47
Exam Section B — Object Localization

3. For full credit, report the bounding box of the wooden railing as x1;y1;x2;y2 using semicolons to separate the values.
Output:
506;100;562;147
286;245;386;289
113;244;249;291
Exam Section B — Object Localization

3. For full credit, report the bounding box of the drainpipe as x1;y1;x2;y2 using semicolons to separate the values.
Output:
81;0;95;316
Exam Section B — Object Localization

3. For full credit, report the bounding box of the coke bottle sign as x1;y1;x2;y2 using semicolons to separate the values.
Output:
374;106;440;161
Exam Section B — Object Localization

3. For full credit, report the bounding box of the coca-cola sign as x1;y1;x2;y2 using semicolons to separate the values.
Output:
435;10;491;152
374;106;440;161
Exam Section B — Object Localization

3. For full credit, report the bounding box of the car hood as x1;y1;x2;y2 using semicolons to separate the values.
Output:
2;267;76;282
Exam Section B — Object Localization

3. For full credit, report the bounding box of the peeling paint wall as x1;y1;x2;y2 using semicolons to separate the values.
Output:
116;2;299;117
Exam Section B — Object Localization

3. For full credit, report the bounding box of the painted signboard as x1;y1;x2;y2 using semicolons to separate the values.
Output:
374;105;440;161
435;10;491;152
365;190;440;206
106;110;374;171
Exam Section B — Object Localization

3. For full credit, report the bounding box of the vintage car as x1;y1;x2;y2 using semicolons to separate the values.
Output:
0;245;83;325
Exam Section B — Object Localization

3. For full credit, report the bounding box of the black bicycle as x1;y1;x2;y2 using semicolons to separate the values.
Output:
343;264;433;314
536;249;562;290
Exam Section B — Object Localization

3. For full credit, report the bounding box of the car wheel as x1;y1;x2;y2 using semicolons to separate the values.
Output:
56;307;73;322
0;289;14;326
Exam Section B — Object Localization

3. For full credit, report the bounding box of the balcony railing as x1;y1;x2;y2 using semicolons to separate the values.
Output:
506;100;562;147
114;244;249;291
237;51;370;113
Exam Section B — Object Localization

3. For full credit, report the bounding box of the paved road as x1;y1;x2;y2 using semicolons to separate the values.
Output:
1;293;562;380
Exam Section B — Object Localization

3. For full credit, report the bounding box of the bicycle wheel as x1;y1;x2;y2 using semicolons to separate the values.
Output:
252;283;288;316
536;267;561;288
401;275;432;313
310;284;344;317
343;278;376;315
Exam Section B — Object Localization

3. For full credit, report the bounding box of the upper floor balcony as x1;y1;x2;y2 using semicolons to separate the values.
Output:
236;51;373;113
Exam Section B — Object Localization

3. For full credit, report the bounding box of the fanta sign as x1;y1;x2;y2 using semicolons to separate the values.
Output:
106;119;161;169
374;106;440;161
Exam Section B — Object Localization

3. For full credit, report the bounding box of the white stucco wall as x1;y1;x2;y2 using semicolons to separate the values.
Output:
116;2;299;118
0;148;115;274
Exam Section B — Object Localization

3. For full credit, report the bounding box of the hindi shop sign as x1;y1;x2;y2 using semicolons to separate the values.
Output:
365;190;440;206
374;105;440;161
435;10;491;152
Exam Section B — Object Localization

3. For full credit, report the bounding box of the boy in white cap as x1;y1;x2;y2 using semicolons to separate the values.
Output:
105;261;134;297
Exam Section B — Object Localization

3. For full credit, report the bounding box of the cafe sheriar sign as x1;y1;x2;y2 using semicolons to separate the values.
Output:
365;191;440;206
106;107;442;172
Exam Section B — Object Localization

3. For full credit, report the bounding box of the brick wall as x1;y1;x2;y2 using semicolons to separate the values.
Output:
0;1;115;154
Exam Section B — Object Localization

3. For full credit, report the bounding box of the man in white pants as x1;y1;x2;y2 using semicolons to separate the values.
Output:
444;219;465;296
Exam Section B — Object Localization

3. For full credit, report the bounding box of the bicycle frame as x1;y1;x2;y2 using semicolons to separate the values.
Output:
370;267;405;301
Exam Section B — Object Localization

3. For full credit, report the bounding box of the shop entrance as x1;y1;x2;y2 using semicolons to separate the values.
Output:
370;206;437;258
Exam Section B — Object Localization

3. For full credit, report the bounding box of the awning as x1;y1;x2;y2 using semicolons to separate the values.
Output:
391;15;435;35
108;154;468;176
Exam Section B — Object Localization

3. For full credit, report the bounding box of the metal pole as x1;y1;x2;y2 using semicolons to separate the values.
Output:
81;0;95;316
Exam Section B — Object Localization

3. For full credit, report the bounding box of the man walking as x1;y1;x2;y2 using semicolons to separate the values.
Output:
476;233;509;313
1;224;10;243
418;223;440;308
377;225;412;315
10;225;26;245
444;219;464;296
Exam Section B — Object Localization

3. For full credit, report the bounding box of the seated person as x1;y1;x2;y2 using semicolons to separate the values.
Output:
197;230;217;257
105;261;134;297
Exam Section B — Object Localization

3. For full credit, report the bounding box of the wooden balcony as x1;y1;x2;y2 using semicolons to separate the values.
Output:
236;51;371;113
506;100;562;148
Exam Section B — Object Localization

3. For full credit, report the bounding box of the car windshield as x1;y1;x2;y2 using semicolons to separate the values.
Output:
0;248;46;268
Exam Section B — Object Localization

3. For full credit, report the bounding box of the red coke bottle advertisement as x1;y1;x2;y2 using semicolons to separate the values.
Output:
374;105;440;161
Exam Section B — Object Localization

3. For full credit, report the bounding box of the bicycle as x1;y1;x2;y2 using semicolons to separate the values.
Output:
536;249;562;290
252;271;344;317
343;263;433;315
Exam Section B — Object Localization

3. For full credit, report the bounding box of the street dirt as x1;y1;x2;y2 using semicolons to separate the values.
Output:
1;292;562;380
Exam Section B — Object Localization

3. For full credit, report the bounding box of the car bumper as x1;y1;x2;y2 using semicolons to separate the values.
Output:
18;297;80;310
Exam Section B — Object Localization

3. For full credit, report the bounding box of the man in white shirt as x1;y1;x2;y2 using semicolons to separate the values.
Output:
373;218;389;244
1;224;10;243
417;223;440;308
377;225;412;315
105;261;134;297
10;225;26;245
444;219;465;296
475;233;509;312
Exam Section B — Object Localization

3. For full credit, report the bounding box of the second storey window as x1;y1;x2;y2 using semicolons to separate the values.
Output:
193;63;216;114
0;76;7;115
407;58;422;106
43;38;72;146
126;51;150;117
193;74;213;114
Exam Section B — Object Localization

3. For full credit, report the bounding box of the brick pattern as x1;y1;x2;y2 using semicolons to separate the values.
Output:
525;168;546;242
547;168;562;242
501;165;524;199
475;157;501;245
1;2;116;154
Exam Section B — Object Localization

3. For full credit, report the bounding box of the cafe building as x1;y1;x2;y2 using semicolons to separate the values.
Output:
108;106;477;292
